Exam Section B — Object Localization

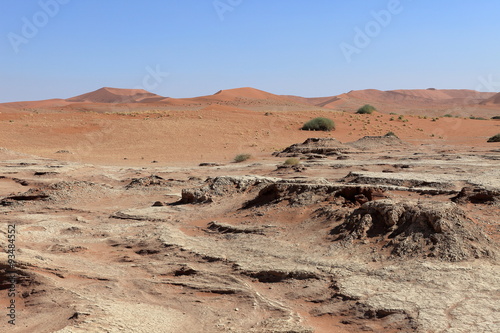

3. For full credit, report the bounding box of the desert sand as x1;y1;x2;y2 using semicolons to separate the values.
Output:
0;87;499;332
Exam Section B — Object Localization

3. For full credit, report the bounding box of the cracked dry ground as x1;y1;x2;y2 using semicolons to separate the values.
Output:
0;142;499;333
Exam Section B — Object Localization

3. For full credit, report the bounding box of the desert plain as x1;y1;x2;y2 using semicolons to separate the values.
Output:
0;87;499;332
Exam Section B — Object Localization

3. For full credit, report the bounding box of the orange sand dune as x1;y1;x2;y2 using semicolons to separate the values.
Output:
211;87;293;101
1;98;72;109
282;95;341;108
337;89;495;106
145;87;312;111
288;89;498;111
187;87;301;104
481;92;500;105
3;87;500;118
391;89;495;100
66;87;164;103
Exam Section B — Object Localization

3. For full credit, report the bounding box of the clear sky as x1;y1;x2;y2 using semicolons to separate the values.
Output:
1;0;499;102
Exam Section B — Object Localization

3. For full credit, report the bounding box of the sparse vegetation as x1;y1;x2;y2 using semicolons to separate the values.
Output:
492;116;500;120
234;154;251;163
301;117;335;131
487;134;500;143
443;114;453;118
283;158;300;166
469;116;487;120
356;104;376;114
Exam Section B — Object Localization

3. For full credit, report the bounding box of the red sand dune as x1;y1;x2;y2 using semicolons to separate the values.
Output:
1;98;71;109
282;95;342;108
144;87;307;110
391;89;495;100
2;87;500;117
481;92;500;105
66;87;164;103
188;87;300;104
289;89;497;110
211;87;292;101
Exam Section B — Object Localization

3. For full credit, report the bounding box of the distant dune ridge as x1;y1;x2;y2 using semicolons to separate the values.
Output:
2;86;499;114
480;92;500;105
286;89;496;108
66;87;165;103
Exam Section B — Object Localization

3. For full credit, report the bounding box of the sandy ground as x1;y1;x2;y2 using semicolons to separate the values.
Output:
1;107;499;167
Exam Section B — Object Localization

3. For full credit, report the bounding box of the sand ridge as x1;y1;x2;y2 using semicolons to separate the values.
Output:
66;87;165;103
4;86;500;118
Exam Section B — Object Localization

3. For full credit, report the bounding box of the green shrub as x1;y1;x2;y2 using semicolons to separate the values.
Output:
443;114;453;118
233;154;251;163
356;104;376;114
492;116;500;120
301;117;335;131
487;134;500;142
284;158;300;166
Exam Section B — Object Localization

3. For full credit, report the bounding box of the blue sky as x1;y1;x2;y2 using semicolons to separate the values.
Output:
1;0;499;102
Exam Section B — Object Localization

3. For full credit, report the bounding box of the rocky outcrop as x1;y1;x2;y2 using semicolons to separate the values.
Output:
331;200;496;261
207;221;266;235
273;138;352;158
241;269;319;283
343;171;458;191
1;181;114;206
346;135;406;150
181;175;387;207
126;175;169;188
0;190;50;206
181;176;280;204
244;183;386;207
452;186;500;204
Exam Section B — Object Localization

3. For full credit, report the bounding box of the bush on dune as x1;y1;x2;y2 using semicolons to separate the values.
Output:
356;104;376;114
487;134;500;143
234;154;251;163
301;117;335;131
284;158;300;166
384;131;398;138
